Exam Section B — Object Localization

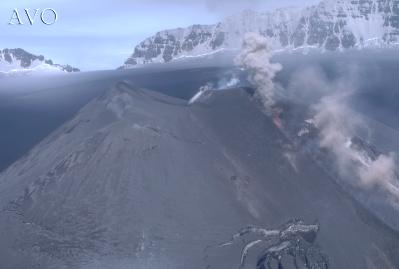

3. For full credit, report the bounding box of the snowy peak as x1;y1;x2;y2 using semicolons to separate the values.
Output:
0;48;80;76
122;0;399;67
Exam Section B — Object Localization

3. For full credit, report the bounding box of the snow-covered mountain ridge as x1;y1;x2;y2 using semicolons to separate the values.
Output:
122;0;399;67
0;48;79;76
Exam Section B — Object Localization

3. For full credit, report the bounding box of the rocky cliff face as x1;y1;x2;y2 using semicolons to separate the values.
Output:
122;0;399;67
0;48;80;75
123;24;216;66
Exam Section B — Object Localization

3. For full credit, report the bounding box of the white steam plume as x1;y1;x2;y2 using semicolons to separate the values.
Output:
188;74;241;105
218;74;240;89
188;83;214;105
235;32;282;112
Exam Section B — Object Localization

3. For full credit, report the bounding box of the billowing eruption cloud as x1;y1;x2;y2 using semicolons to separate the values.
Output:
313;94;358;158
311;79;397;189
357;154;396;186
234;32;282;112
234;39;398;227
282;63;399;229
284;64;397;189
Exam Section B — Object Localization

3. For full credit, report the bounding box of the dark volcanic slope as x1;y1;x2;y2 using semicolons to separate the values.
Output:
0;83;398;269
0;66;235;173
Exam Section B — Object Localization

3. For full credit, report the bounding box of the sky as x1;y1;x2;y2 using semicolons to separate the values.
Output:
0;0;319;70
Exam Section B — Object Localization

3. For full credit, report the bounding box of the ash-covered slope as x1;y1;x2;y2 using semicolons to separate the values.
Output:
0;48;79;76
122;0;399;67
0;83;398;268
